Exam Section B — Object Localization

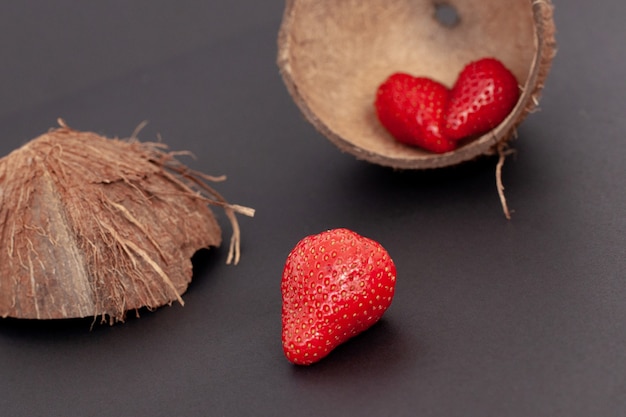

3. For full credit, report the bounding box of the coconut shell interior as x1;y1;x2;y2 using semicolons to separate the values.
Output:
278;0;556;169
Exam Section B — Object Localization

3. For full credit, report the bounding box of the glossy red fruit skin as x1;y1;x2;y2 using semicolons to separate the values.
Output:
444;58;520;141
375;73;457;154
281;228;397;365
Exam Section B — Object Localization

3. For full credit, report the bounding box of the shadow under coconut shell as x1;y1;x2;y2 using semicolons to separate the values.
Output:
189;246;224;284
0;303;180;338
320;150;522;225
0;247;223;337
349;153;503;201
0;316;104;339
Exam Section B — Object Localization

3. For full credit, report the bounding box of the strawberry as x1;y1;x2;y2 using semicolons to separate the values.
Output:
281;228;397;365
444;57;520;141
374;72;457;153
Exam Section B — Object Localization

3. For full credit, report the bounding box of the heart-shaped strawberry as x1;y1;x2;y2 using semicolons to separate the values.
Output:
281;228;396;365
375;73;457;154
444;58;520;141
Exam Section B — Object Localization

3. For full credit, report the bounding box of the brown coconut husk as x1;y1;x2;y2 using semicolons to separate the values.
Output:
278;0;557;216
0;120;254;324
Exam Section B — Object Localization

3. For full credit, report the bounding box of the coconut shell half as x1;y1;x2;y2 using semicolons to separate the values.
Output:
0;122;252;323
278;0;557;169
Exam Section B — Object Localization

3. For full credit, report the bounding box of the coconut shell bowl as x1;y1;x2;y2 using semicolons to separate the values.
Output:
277;0;556;169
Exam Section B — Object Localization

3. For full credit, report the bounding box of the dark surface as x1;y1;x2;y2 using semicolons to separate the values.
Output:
0;1;625;416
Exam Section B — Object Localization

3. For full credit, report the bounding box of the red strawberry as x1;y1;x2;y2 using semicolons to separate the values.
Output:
281;228;397;365
444;57;520;141
375;72;457;153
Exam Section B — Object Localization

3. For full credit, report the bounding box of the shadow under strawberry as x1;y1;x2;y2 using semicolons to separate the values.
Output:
287;319;416;376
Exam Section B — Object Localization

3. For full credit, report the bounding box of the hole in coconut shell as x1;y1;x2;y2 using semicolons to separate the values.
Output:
434;2;460;27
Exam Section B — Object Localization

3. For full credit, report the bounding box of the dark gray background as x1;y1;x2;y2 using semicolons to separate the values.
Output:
0;1;624;416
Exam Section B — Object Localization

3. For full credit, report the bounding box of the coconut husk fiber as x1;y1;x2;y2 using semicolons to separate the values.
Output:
0;120;254;324
278;0;557;169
